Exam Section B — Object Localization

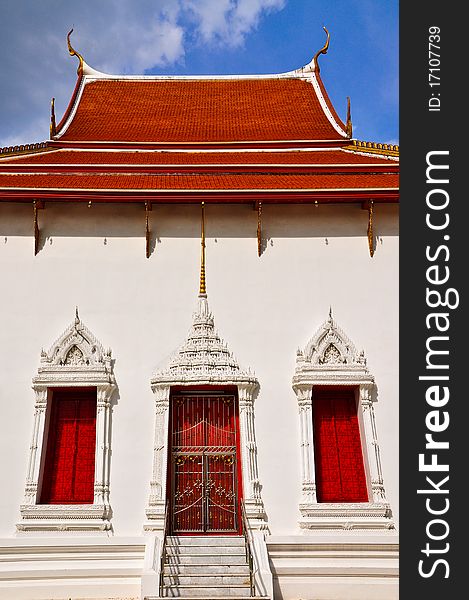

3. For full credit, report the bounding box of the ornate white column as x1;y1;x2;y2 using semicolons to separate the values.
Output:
144;384;170;532
296;385;316;504
94;384;113;507
237;382;267;529
360;384;388;504
23;388;48;505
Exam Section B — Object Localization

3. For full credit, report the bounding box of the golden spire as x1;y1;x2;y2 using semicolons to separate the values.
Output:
67;28;84;76
345;97;353;138
312;26;330;73
199;202;207;296
50;98;56;138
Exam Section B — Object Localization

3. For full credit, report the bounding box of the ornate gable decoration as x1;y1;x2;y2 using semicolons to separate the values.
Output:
34;309;114;387
151;296;256;387
293;309;372;385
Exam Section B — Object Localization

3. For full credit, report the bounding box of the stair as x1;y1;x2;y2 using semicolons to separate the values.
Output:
158;535;256;598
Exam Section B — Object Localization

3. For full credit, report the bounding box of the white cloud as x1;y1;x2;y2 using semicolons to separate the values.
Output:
183;0;286;46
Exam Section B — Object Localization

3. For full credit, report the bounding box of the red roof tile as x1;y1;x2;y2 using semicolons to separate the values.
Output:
58;79;346;143
0;149;396;166
0;172;398;191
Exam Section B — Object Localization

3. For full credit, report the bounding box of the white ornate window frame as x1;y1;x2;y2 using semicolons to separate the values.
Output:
17;311;116;534
292;310;394;531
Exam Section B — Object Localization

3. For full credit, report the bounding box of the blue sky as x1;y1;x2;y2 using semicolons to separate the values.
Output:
0;1;398;147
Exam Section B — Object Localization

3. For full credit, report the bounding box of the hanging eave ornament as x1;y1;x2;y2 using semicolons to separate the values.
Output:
145;202;152;258
364;200;375;258
256;201;262;257
33;200;44;256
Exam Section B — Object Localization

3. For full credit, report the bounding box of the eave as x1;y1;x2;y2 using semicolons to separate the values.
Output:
47;140;349;151
0;188;399;204
0;165;398;175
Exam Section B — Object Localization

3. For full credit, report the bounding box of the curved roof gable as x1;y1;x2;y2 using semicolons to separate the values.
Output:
55;36;349;144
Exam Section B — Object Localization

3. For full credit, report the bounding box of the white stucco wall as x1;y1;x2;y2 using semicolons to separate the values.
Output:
0;201;398;540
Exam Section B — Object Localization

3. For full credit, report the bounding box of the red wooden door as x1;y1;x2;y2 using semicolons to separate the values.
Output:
169;393;242;534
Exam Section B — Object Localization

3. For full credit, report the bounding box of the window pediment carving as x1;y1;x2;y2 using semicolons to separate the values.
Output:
294;309;370;383
35;309;113;385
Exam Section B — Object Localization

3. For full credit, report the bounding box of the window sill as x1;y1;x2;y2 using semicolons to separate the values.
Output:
17;504;112;533
299;502;395;531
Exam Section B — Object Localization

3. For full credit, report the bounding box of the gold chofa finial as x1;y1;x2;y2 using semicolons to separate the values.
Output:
312;26;330;73
67;28;84;76
346;97;353;138
199;202;207;296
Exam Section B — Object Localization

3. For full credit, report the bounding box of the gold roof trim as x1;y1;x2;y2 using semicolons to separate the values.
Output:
342;139;399;158
0;142;50;158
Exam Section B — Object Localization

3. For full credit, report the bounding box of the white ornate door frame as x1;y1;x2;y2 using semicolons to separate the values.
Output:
144;296;268;533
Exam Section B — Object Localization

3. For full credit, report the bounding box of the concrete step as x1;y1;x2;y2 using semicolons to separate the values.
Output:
165;553;248;566
164;563;250;575
166;545;246;556
163;574;251;586
146;597;268;600
167;536;244;547
162;584;251;597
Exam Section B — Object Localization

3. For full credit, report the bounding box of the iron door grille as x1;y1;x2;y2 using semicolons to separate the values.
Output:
169;393;241;534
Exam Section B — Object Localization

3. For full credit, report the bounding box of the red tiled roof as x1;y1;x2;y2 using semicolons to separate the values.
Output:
58;79;346;143
0;65;398;204
0;149;396;166
0;172;398;190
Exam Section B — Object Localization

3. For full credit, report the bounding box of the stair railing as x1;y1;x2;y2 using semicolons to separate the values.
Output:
159;500;169;597
241;500;256;597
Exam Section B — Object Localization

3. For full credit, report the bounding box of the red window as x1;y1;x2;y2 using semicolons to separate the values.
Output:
39;388;97;504
313;387;368;503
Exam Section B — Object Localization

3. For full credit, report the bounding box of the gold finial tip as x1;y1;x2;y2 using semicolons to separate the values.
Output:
313;25;330;71
67;28;84;75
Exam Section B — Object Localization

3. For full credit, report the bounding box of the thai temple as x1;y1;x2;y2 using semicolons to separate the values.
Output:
0;28;399;600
